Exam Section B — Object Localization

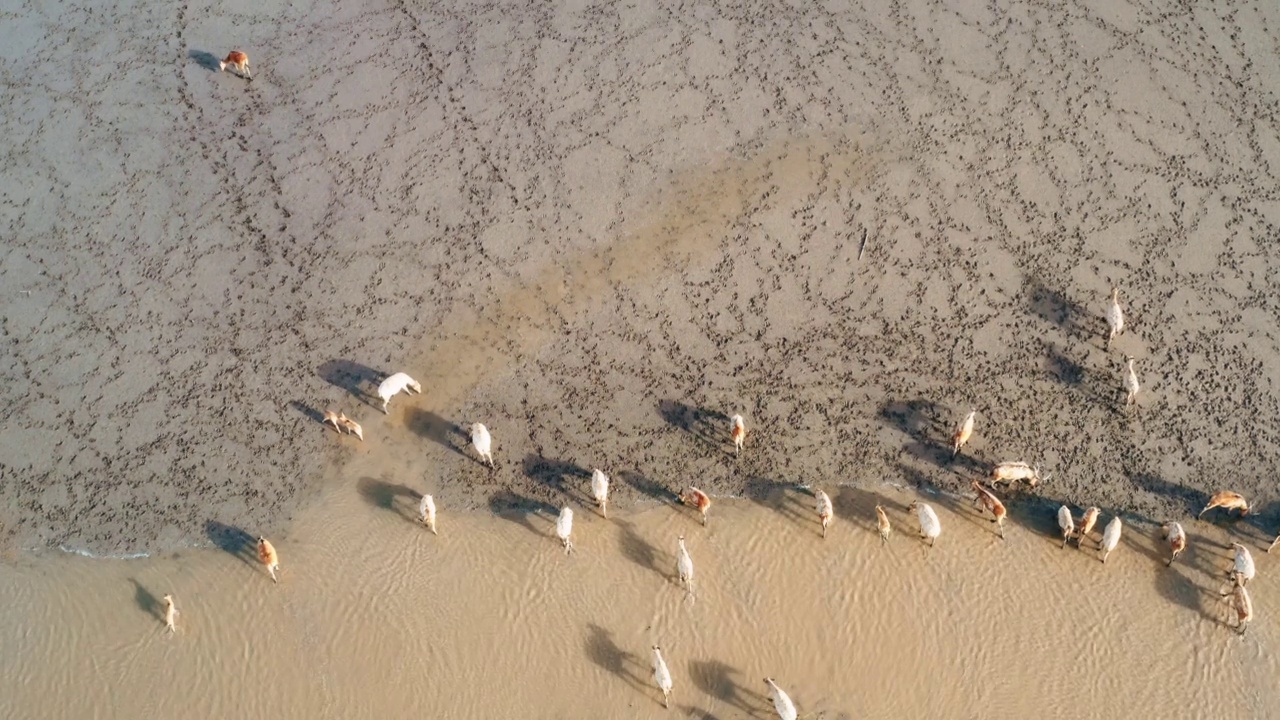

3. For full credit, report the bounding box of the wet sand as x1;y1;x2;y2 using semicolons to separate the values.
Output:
4;0;1280;556
5;0;1280;712
2;483;1277;718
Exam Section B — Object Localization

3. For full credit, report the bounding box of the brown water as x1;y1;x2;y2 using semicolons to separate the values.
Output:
2;482;1276;719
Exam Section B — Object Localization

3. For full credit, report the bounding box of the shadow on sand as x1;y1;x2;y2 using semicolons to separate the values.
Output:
616;519;669;581
617;469;676;503
878;398;986;473
1026;279;1093;341
357;477;421;523
584;624;652;701
522;455;591;502
188;49;221;72
1228;498;1280;549
744;478;811;529
688;659;768;716
204;520;258;566
129;578;162;621
833;485;912;542
317;359;385;407
487;490;557;538
1129;472;1204;518
877;397;944;441
837;485;911;517
659;400;732;454
405;407;469;457
1041;339;1110;403
675;707;723;720
1152;562;1220;623
288;400;328;427
998;494;1065;542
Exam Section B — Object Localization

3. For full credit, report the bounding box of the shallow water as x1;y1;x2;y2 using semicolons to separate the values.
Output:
1;483;1276;719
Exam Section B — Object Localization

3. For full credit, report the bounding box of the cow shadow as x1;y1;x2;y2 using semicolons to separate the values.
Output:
1002;494;1068;543
584;624;652;701
834;485;910;540
1153;563;1218;622
204;520;258;566
927;483;996;536
1225;499;1280;548
659;400;732;453
1044;341;1086;386
676;707;724;720
317;359;385;407
188;49;221;72
1173;529;1230;579
405;407;469;457
522;455;591;502
356;476;421;523
1116;517;1166;566
688;659;769;715
744;477;810;528
1026;279;1092;341
487;490;557;538
897;461;976;501
878;397;945;440
878;398;979;471
288;400;328;426
831;486;883;533
1042;340;1109;404
616;518;669;582
129;578;162;621
618;469;676;503
1129;472;1202;517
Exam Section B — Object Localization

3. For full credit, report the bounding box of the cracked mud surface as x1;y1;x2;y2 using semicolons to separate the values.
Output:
2;0;1279;555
